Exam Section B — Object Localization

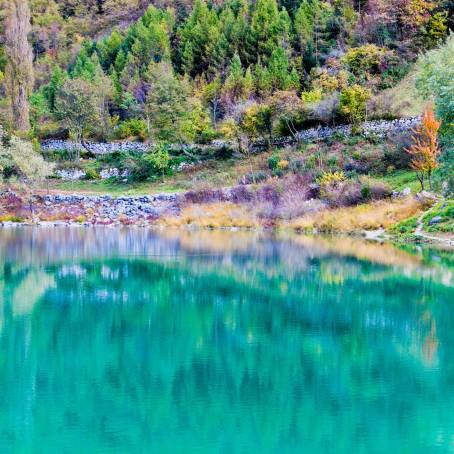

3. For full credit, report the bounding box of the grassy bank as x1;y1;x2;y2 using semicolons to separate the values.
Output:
288;197;426;234
47;155;266;195
2;131;452;245
157;196;428;233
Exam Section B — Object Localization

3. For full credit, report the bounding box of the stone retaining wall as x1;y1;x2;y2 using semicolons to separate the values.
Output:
255;117;420;149
41;117;420;155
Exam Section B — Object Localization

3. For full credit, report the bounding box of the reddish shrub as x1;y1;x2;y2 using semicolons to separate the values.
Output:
369;181;391;200
184;188;228;204
1;192;24;211
321;181;362;207
257;184;281;206
230;186;254;203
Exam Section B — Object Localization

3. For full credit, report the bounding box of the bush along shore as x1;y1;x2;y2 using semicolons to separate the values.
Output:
1;186;451;246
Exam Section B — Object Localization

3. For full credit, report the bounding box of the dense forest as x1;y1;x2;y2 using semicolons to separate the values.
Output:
0;0;451;139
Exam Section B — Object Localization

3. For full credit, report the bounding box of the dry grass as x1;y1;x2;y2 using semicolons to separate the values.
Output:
159;197;427;234
288;197;426;233
159;202;259;229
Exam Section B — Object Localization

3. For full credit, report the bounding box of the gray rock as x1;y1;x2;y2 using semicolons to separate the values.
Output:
429;216;442;226
401;187;412;197
55;169;86;181
416;191;437;205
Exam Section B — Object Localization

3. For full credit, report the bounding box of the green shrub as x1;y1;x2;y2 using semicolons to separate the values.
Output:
342;45;384;77
84;168;100;180
268;154;281;171
144;144;171;179
327;154;339;169
379;62;411;89
361;184;371;200
115;119;148;141
339;85;371;125
305;154;318;170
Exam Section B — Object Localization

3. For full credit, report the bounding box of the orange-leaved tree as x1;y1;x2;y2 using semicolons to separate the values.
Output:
406;106;441;191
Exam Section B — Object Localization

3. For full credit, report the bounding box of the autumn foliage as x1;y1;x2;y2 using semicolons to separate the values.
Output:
406;107;441;190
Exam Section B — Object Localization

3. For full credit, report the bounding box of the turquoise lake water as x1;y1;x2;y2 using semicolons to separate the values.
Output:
0;227;453;453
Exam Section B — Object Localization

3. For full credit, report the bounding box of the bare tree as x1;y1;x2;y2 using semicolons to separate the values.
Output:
3;0;34;133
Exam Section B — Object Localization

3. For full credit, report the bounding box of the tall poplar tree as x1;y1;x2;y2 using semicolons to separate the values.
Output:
4;0;34;133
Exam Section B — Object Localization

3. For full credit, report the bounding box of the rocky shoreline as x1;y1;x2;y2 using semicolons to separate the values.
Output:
0;191;181;226
1;187;276;226
2;188;451;248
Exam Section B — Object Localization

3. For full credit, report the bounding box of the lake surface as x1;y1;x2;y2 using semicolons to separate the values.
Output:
0;227;453;453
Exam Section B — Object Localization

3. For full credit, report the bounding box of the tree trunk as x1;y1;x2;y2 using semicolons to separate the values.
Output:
212;101;218;128
417;172;425;191
146;114;151;137
76;132;82;162
248;150;255;185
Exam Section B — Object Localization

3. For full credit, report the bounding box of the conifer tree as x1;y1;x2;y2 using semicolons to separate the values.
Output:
179;0;221;76
223;53;252;104
294;0;314;52
254;60;273;97
114;49;127;74
248;0;288;64
70;41;97;80
96;28;123;71
268;47;291;90
44;66;67;112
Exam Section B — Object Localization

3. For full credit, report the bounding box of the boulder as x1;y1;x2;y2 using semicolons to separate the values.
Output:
415;191;438;206
401;187;412;197
429;216;442;226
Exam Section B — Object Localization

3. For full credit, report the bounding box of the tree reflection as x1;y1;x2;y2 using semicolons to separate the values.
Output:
0;229;452;452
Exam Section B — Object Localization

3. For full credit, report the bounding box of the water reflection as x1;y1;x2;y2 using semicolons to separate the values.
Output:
0;227;453;453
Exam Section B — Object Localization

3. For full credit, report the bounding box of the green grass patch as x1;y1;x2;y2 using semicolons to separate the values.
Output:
48;156;251;195
381;170;420;192
422;200;454;233
50;179;184;195
388;215;418;236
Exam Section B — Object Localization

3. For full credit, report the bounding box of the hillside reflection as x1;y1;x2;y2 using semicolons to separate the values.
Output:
0;227;453;452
